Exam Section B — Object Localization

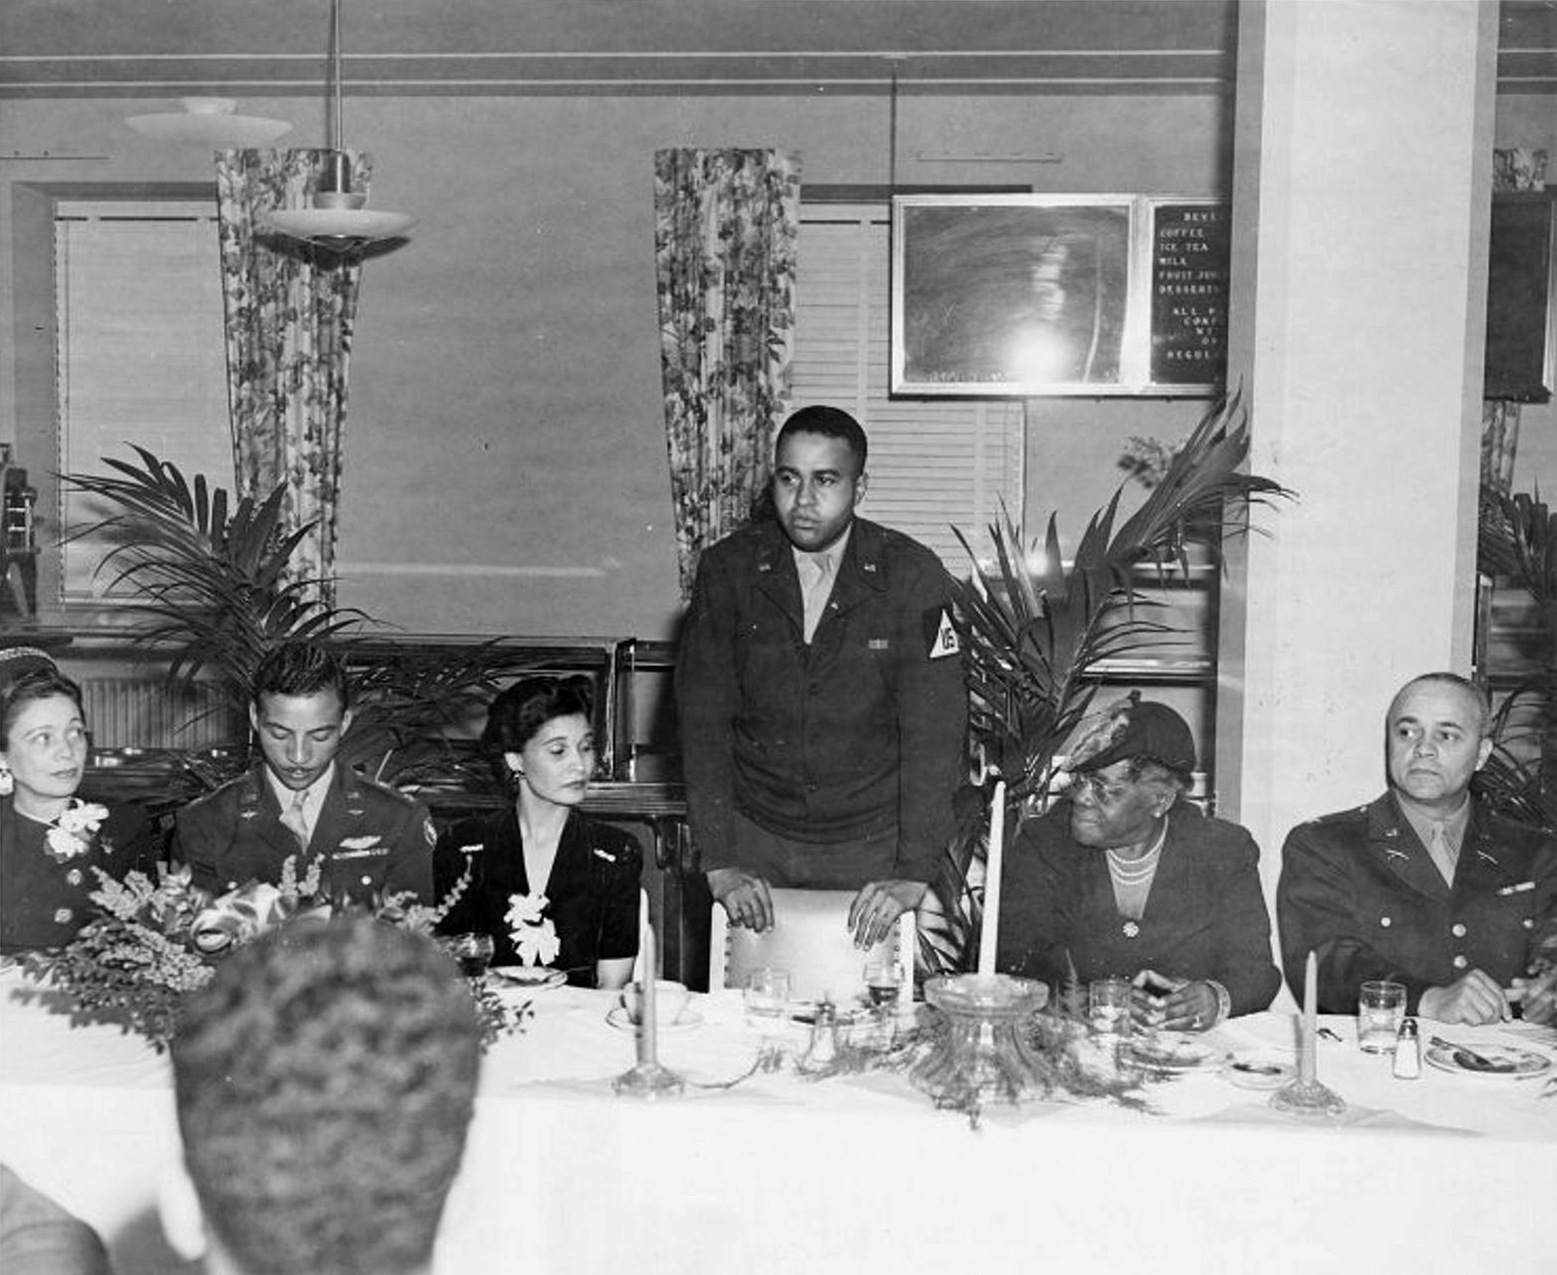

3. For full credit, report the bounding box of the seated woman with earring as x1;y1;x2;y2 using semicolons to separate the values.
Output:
0;647;157;953
433;675;641;989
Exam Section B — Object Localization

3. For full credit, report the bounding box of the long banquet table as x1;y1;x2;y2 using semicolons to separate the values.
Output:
2;967;1554;1275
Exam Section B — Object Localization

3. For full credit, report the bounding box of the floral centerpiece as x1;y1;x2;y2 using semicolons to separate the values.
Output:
17;856;521;1050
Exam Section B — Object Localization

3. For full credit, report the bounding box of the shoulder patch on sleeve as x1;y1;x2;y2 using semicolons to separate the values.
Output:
924;605;961;659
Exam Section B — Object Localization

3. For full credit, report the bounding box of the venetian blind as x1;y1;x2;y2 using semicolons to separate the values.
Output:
54;198;232;602
790;204;1024;572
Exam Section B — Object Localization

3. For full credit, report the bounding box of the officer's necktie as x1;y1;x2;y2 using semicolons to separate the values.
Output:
1425;820;1457;886
281;789;311;852
801;552;834;643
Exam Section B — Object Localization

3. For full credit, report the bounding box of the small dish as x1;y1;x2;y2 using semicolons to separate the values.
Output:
606;1006;703;1033
1223;1058;1294;1090
491;967;567;992
1424;1043;1552;1078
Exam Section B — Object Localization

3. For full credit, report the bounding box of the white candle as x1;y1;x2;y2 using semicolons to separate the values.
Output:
639;922;658;1066
1300;949;1317;1085
978;779;1007;977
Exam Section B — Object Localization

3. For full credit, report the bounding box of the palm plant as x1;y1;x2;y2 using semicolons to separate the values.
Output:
1475;486;1556;833
64;447;544;799
922;395;1290;972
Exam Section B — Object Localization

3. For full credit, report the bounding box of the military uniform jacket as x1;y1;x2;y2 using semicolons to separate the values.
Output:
675;516;967;884
995;801;1282;1016
171;763;435;906
1276;791;1557;1013
0;795;155;953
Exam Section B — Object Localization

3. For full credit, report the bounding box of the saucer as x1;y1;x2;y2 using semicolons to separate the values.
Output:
1424;1043;1551;1078
606;1006;703;1033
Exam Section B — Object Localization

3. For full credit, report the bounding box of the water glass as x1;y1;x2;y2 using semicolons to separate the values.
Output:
743;967;791;1030
1088;977;1133;1039
1357;980;1406;1054
863;959;905;1010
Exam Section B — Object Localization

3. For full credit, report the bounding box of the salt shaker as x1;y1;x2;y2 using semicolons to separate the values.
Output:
802;996;839;1070
1392;1016;1421;1079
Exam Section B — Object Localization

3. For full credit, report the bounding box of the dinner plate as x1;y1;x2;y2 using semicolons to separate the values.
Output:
606;1006;703;1033
1124;1035;1222;1073
1423;1043;1552;1078
491;967;567;992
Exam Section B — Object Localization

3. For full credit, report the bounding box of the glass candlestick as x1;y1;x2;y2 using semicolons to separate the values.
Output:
1269;1074;1347;1120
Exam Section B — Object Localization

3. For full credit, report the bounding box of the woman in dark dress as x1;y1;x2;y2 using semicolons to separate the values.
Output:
434;676;641;989
0;648;155;953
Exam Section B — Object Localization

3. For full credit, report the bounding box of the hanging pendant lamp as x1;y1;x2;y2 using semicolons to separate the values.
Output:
127;97;292;147
264;0;416;248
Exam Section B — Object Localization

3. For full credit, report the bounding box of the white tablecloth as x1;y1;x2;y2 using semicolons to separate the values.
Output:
3;968;1555;1275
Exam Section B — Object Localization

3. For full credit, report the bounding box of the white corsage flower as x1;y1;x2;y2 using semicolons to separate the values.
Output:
43;801;110;863
505;891;560;967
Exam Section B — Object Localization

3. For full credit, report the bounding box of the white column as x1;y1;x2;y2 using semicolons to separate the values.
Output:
1219;0;1499;900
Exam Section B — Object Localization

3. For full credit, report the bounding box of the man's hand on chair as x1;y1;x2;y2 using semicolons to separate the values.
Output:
708;868;774;932
849;880;927;949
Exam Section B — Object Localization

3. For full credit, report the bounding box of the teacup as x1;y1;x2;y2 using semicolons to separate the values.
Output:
619;979;691;1026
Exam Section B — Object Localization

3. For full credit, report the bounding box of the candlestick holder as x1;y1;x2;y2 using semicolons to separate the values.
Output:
1268;1074;1346;1120
910;973;1049;1111
612;1058;685;1098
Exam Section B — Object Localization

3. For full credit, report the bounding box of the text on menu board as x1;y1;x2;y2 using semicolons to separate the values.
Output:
1150;203;1230;387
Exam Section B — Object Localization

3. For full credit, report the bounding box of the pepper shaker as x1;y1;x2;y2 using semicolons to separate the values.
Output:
1392;1016;1421;1080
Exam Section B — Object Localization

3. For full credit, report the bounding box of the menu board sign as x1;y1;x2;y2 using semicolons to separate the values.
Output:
1148;201;1230;389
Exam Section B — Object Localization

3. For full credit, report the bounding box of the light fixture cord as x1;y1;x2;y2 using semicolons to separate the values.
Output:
887;62;899;192
330;0;343;152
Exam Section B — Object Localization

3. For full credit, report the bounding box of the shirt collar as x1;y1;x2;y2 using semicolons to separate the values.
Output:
265;763;335;818
791;523;852;576
1395;790;1471;851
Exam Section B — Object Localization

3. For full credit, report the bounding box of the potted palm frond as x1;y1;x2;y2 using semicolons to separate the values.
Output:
1476;486;1556;833
63;447;546;802
922;395;1290;973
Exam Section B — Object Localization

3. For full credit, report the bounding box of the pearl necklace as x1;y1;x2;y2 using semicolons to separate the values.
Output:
1106;819;1168;885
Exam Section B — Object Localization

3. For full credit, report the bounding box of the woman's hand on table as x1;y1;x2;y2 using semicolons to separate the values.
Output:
1131;970;1219;1032
708;869;774;933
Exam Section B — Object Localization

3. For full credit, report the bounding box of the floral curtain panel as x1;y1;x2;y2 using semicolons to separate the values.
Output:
214;148;370;604
1481;146;1550;493
654;149;803;600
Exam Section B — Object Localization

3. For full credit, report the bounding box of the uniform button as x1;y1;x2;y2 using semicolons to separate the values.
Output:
65;868;83;887
53;908;73;925
1379;916;1392;928
1452;954;1468;970
1524;918;1535;930
1450;923;1466;938
361;874;372;886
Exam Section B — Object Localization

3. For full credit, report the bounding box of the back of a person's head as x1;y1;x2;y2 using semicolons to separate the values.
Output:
170;918;480;1275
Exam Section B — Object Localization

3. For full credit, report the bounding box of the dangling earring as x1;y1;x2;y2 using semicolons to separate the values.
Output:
0;766;12;797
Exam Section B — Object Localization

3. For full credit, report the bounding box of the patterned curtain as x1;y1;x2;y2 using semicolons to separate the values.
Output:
1481;147;1550;492
654;149;803;600
215;148;371;605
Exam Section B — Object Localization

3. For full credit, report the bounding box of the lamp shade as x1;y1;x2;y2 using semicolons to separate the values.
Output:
126;98;292;147
263;208;417;242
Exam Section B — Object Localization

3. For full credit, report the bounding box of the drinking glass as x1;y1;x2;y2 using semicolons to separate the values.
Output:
743;967;791;1068
444;933;494;979
863;959;906;1048
1357;980;1406;1054
1088;977;1133;1040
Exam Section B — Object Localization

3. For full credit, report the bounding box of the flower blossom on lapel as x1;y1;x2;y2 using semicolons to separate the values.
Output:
44;801;110;863
505;891;560;967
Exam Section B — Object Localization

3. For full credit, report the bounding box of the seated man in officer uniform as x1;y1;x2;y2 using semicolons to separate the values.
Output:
1278;672;1557;1025
172;642;435;905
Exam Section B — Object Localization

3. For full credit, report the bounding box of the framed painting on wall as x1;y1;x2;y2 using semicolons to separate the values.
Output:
891;194;1138;396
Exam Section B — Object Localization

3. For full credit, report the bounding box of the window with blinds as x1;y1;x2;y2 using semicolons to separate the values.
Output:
54;198;232;603
790;204;1024;573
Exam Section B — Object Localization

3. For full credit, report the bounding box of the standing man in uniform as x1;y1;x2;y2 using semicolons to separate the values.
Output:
1278;672;1557;1025
676;405;966;949
173;642;435;906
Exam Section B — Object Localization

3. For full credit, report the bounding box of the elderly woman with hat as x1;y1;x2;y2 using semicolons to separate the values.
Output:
0;646;156;952
994;693;1281;1030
